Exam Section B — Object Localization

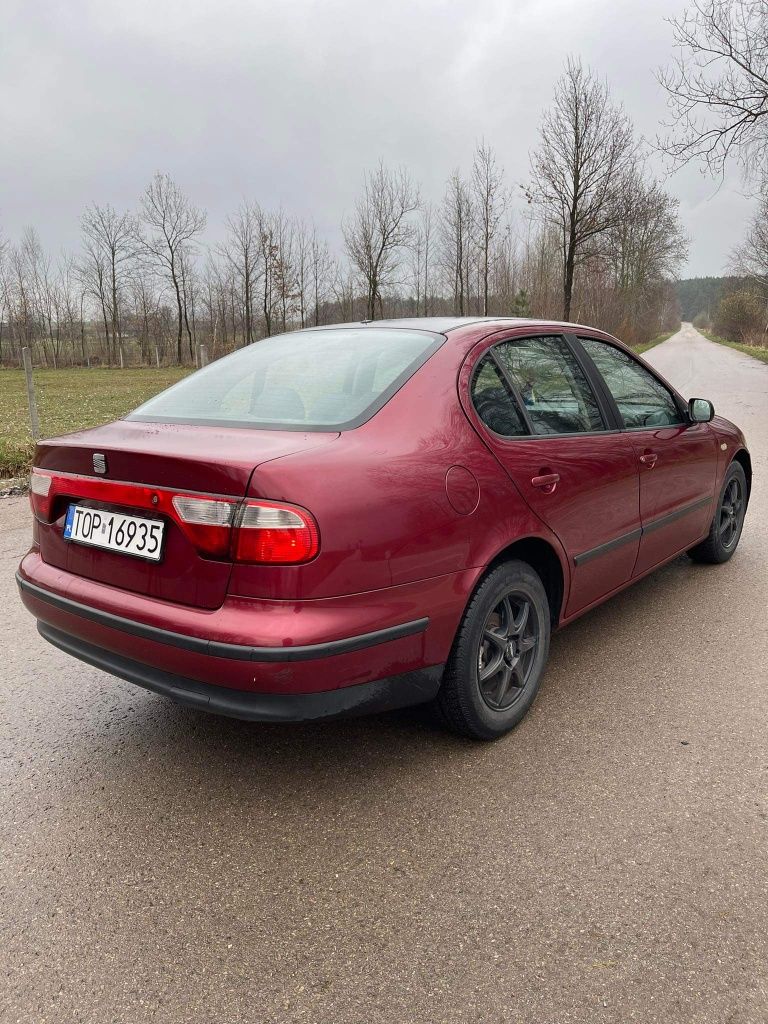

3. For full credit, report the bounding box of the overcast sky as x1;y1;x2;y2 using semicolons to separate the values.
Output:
0;0;754;278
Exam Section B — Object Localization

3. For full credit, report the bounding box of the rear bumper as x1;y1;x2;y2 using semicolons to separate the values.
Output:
17;574;429;663
17;550;470;707
38;621;443;721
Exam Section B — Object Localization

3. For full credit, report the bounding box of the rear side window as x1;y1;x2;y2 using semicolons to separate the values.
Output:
128;328;443;431
471;356;527;436
579;337;683;428
495;336;604;435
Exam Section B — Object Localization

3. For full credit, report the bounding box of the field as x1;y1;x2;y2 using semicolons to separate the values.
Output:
0;367;191;478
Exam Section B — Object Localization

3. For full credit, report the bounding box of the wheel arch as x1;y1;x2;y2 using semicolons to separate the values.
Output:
732;448;752;506
482;536;566;628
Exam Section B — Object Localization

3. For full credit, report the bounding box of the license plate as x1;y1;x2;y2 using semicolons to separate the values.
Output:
63;504;165;562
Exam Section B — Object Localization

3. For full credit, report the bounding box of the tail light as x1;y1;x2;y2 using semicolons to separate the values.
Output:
173;495;318;564
30;469;320;566
30;469;53;519
235;500;319;564
171;495;237;558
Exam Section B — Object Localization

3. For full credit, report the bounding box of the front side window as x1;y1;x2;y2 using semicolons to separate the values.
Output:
494;335;604;435
128;328;442;430
579;337;683;429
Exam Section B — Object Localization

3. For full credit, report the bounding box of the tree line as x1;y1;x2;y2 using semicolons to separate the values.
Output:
0;58;689;369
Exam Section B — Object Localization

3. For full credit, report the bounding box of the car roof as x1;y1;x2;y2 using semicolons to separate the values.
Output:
300;316;600;336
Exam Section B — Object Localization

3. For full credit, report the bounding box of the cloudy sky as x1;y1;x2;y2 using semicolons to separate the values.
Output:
0;0;753;277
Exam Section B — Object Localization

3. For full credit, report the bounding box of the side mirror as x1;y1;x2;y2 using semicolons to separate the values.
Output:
688;397;715;423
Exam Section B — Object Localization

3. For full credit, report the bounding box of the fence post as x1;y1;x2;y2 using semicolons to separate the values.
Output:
22;347;41;442
155;345;160;368
199;344;209;367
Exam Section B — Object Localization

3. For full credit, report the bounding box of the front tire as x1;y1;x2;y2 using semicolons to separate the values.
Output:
688;461;747;564
435;560;550;740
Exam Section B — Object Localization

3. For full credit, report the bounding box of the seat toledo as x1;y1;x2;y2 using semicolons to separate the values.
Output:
17;319;751;739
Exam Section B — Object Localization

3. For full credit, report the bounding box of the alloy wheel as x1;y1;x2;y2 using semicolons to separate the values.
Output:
720;476;744;550
477;592;540;711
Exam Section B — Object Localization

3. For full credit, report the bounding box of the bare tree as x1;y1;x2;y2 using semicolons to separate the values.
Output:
81;203;135;365
179;247;199;356
421;202;435;316
439;171;474;315
526;58;636;320
659;0;768;178
7;242;33;356
731;183;768;297
343;162;420;319
129;266;162;363
78;239;112;362
136;173;206;362
310;228;333;326
331;264;357;322
256;208;280;337
599;163;689;341
408;224;425;316
272;210;296;332
608;163;689;292
491;218;518;313
472;142;505;315
23;228;60;366
221;202;260;346
55;254;85;367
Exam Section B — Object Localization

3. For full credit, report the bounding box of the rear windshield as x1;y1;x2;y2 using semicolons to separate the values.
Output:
127;328;443;431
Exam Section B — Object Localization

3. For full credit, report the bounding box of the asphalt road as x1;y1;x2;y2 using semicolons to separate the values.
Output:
1;324;766;1024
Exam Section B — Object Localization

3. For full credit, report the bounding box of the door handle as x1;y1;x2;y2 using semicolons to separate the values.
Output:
531;473;560;493
639;452;658;467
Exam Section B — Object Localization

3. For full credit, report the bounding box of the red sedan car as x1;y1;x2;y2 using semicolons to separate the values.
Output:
17;319;751;739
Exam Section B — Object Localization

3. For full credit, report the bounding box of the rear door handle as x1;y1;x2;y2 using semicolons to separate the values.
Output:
531;473;560;493
639;452;658;467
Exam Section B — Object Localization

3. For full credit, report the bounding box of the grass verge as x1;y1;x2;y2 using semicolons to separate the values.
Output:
702;331;768;365
0;367;191;478
632;330;677;356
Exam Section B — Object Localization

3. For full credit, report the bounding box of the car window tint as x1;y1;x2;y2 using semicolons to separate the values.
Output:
494;336;604;435
579;337;683;428
470;355;528;436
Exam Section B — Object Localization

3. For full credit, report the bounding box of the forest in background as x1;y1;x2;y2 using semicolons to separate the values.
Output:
677;276;768;345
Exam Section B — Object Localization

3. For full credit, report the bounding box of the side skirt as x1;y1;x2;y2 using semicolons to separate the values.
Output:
558;527;711;629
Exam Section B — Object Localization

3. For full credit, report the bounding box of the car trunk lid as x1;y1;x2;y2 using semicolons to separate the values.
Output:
33;420;338;609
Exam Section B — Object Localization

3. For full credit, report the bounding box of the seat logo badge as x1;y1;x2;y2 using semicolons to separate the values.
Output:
93;453;107;475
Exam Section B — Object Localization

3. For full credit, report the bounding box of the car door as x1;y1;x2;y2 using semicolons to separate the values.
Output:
467;332;641;617
577;336;718;576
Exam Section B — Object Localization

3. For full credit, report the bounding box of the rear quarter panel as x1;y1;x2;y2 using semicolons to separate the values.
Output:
227;337;567;608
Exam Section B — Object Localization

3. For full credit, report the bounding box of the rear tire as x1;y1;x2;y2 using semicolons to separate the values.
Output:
687;462;747;564
435;560;550;741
